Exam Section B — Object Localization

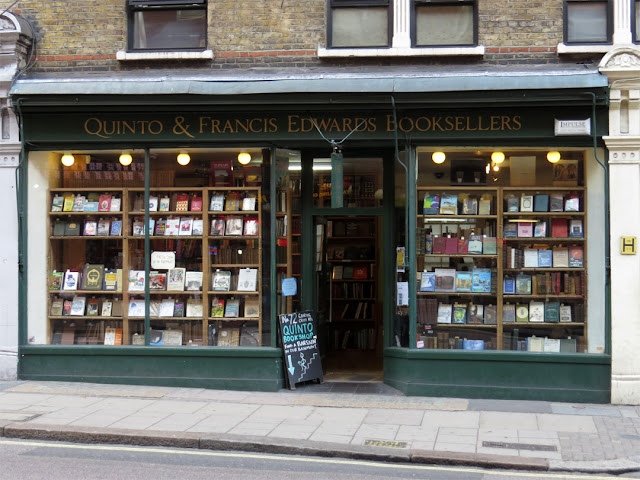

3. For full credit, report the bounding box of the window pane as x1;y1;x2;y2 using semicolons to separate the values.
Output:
331;7;388;47
635;1;640;42
567;3;608;43
416;6;474;46
133;9;206;50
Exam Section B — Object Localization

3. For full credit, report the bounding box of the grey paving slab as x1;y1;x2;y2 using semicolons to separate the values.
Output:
467;398;552;414
519;449;563;460
518;429;559;440
137;399;209;414
395;425;438;442
192;402;259;416
307;432;353;444
0;392;56;405
551;404;622;417
422;410;480;428
439;427;477;437
278;417;323;428
186;417;242;434
362;408;423;426
479;411;538;430
432;442;476;453
69;412;134;428
410;440;436;450
619;406;640;418
314;421;362;436
108;412;172;430
88;398;157;412
351;423;399;443
306;406;368;423
145;412;210;432
0;412;39;421
267;423;317;440
228;421;280;436
246;404;314;422
537;413;598;433
437;433;478;445
476;446;520;457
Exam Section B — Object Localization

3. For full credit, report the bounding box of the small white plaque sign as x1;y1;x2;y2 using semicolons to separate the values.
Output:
151;251;175;269
554;118;591;136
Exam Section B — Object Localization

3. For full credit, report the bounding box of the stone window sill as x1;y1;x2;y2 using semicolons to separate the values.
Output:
116;50;214;61
317;45;484;58
557;43;613;54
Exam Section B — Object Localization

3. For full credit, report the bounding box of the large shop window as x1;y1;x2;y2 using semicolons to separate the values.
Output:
404;149;605;354
564;0;611;44
328;0;391;48
413;0;476;47
30;148;269;347
127;0;207;51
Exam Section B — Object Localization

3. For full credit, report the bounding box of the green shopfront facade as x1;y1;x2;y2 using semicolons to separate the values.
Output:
12;72;612;402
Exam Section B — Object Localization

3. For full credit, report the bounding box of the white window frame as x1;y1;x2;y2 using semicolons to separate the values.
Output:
559;0;629;53
318;0;484;58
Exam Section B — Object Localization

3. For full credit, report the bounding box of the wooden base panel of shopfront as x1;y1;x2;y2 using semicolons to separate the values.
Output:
383;348;611;403
18;346;285;391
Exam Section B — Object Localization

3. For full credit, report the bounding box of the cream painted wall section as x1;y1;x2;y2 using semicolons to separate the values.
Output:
27;151;52;345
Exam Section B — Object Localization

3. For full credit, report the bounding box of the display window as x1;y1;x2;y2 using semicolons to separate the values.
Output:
28;148;269;347
401;147;606;354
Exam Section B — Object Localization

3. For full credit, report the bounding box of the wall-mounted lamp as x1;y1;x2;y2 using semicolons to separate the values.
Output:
177;151;191;166
237;151;252;165
432;151;446;164
61;152;75;167
491;151;505;164
546;151;561;163
119;151;133;166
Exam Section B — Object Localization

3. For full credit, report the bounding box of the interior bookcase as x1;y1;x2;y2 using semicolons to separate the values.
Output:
416;185;587;352
47;186;262;346
276;178;301;315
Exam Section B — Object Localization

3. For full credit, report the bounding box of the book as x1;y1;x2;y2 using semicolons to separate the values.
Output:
173;300;185;317
211;298;225;317
559;304;573;322
86;297;99;316
190;196;203;212
225;192;241;211
104;327;123;346
110;219;122;236
167;267;186;291
343;266;354;279
149;329;164;345
468;304;484;324
529;301;545;322
243;217;259;236
101;300;113;317
520;195;533;212
478;195;492;215
564;193;580;212
503;223;517;238
544;338;561;353
471;268;492;293
53;220;66;236
212;270;232;291
516;304;529;322
103;269;117;291
64;221;81;236
63;270;79;290
503;303;516;323
211;218;226;236
176;194;189;212
455;272;472;292
49;271;63;290
569;246;584;268
110;197;121;212
523;248;538;268
128;270;146;291
452;303;467;324
457;237;469;254
332;265;343;280
515;274;532;295
545;301;560;323
159;196;170;212
534;220;547;238
462;197;478;215
483;304;497;324
551;218;568;238
186;298;203;317
437;303;452;324
209;193;225;211
533;194;549;212
132;218;144;236
527;336;544;352
217;328;240;346
468;235;483;254
154;218;166;236
148;195;158;212
549;193;564;212
51;194;64;212
165;217;180;236
185;271;203;291
422;193;440;214
97;218;110;236
159;298;175;317
62;299;72;315
81;264;104;290
70;295;86;316
434;268;456;292
506;194;519;212
244;297;260;317
503;275;516;294
225;217;243;236
179;217;193;236
192;219;204;236
552;248;569;268
538;249;553;268
517;222;533;237
72;194;86;211
224;298;240;317
62;194;75;211
569;219;584;238
420;272;435;292
241;196;257;211
149;271;167;290
445;237;458;254
439;194;458;215
50;298;63;316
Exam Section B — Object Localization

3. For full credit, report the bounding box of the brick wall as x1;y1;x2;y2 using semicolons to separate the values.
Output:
13;0;603;73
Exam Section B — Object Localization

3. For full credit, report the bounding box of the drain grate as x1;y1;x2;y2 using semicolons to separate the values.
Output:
482;441;557;452
364;440;408;448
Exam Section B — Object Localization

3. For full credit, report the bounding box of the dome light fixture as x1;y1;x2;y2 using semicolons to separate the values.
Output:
547;151;561;163
61;152;75;167
431;151;446;164
237;151;252;165
119;151;133;166
491;151;505;164
177;151;191;166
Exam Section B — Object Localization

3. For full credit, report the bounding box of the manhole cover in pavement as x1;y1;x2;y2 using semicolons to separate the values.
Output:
364;440;408;448
483;441;557;452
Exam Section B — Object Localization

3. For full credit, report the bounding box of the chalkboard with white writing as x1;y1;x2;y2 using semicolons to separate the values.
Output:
278;311;323;389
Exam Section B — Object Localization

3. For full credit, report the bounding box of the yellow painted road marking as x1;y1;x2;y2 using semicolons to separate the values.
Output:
0;439;621;479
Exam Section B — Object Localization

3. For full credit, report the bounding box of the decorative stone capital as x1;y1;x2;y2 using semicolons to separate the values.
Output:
599;47;640;82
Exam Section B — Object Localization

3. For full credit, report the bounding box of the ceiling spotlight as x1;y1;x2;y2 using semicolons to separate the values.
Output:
177;151;190;166
547;151;561;163
491;151;505;164
237;151;252;165
432;152;446;164
61;152;75;167
119;151;133;166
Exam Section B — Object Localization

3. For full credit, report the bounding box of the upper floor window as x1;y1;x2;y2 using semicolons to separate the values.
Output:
127;0;207;51
634;0;640;42
564;0;612;44
328;0;392;48
413;0;477;47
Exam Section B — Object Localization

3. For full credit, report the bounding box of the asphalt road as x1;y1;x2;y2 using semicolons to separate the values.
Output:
0;438;638;480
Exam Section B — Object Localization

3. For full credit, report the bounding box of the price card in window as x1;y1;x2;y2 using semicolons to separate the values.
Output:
282;277;297;297
397;281;409;306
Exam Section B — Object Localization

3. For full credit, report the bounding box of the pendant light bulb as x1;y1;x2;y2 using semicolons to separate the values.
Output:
61;152;75;167
237;151;252;165
491;151;505;164
432;151;446;164
119;151;133;166
177;151;191;166
547;151;561;163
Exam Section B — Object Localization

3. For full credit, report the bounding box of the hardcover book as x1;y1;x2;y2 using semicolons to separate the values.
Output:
81;264;104;291
243;217;259;236
190;196;203;212
97;218;110;236
516;304;529;322
467;235;483;254
110;219;122;236
110;197;121;212
165;217;180;236
159;298;175;317
455;272;472;292
503;223;517;238
551;218;568;238
517;222;533;237
422;193;440;214
225;217;243;236
51;194;64;212
103;269;118;291
224;298;240;317
64;221;81;236
175;194;189;212
434;268;456;292
241;196;257;211
483;237;497;255
545;301;560;323
179;217;193;236
534;220;547;238
483;304;497;324
503;275;516;295
50;298;64;316
457;237;469;254
63;270;79;291
159;196;171;212
444;237;458;254
186;298;203;317
520;195;534;212
552;248;569;268
569;246;584;268
70;295;86;316
104;327;123;346
523;248;539;268
533;194;549;212
436;303;452;324
209;193;225;211
149;271;167;290
101;300;113;317
62;194;75;212
503;303;516;323
515;274;532;295
569;219;584;238
211;218;226;236
471;268;492;293
49;271;63;290
128;270;146;291
538;249;553;268
192;219;204;236
559;304;572;322
452;303;467;324
529;301;545;322
244;297;260;317
211;298;225;317
86;298;99;316
478;195;492;215
564;193;580;212
506;194;519;212
167;267;186;291
212;270;232;291
420;272;435;292
468;304;484;324
53;220;66;236
549;193;564;212
439;194;458;215
173;300;185;317
185;271;204;291
148;195;158;212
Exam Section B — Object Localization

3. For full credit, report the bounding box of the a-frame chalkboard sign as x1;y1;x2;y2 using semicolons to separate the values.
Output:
278;311;323;389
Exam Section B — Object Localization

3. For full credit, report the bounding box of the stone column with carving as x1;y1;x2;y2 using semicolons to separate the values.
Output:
0;12;33;380
600;48;640;404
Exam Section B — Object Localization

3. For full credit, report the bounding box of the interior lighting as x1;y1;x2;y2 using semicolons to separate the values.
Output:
119;151;133;166
237;151;252;165
432;152;446;164
547;151;561;163
177;151;191;166
491;151;505;164
61;152;75;167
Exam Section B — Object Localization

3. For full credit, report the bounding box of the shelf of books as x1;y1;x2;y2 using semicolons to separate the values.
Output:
275;176;301;316
416;186;587;353
328;217;378;351
47;186;262;347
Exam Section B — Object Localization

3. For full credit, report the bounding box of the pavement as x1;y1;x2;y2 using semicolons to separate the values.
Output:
1;379;640;474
